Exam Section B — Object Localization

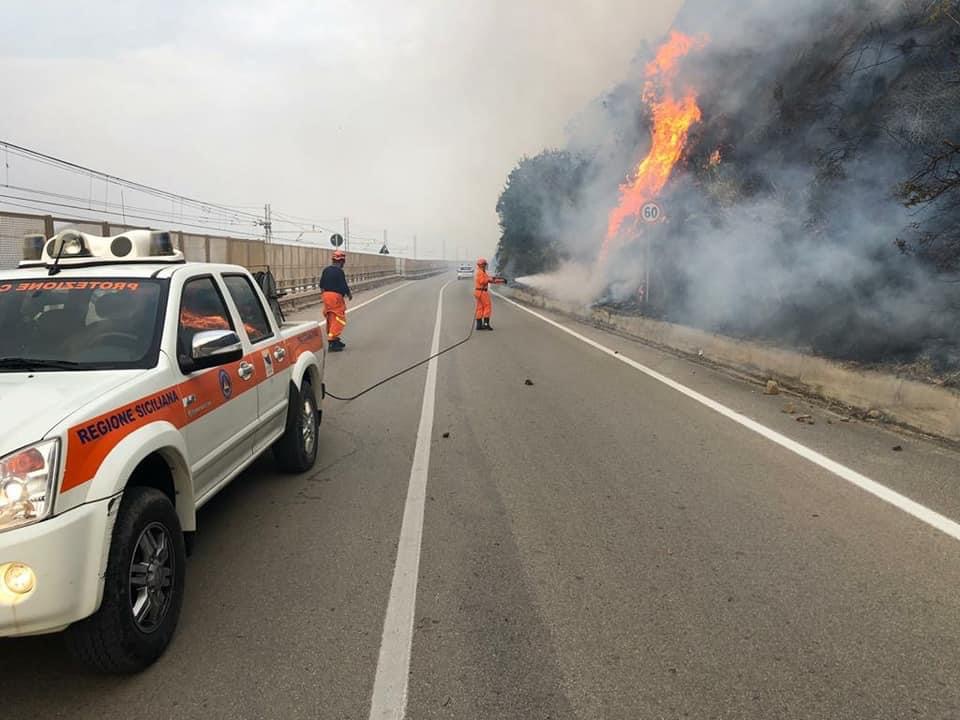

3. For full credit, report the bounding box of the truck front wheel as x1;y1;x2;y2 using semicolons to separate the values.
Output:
65;486;186;673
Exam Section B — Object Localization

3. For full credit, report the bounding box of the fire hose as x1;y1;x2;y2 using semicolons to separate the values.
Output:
323;316;477;402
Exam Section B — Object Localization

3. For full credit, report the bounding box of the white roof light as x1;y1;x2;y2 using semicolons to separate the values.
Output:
20;229;184;268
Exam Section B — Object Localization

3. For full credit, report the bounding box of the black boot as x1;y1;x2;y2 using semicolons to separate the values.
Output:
476;319;484;331
483;318;493;331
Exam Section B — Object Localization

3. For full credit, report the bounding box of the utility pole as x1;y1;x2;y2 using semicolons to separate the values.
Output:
343;217;350;252
262;203;273;244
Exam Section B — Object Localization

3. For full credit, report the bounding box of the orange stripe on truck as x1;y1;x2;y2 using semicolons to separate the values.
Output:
60;328;320;493
62;386;188;492
284;327;323;357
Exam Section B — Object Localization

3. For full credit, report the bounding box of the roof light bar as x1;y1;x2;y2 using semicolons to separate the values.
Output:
19;229;184;268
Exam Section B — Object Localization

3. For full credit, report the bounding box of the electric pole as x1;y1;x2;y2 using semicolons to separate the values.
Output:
343;217;350;252
262;203;273;244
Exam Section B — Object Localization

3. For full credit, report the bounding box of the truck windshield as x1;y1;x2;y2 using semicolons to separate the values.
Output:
0;278;165;371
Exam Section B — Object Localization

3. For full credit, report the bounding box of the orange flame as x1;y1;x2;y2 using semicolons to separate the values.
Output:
602;31;705;258
181;309;259;339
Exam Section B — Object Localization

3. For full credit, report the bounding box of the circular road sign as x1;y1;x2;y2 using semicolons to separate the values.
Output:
640;202;663;224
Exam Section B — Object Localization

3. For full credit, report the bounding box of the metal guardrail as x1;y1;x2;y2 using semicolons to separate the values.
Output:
278;266;446;310
279;274;401;310
402;268;447;279
276;269;397;295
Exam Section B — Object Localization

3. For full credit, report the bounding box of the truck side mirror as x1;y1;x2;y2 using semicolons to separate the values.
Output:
190;330;243;370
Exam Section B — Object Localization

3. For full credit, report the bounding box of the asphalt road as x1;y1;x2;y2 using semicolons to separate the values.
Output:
4;274;960;719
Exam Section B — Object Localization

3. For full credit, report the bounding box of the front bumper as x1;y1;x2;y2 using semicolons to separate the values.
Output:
0;497;116;637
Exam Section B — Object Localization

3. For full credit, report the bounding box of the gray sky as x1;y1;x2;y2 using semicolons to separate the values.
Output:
0;0;681;259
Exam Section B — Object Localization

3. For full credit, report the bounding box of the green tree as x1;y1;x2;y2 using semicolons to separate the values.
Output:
495;150;588;276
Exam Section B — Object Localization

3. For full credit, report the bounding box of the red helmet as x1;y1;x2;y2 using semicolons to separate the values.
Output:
332;250;346;262
477;257;488;266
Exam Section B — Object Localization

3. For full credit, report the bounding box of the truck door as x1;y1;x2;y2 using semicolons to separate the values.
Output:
176;276;258;502
221;273;291;455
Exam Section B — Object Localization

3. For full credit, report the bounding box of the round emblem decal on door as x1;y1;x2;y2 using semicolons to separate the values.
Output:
218;368;233;399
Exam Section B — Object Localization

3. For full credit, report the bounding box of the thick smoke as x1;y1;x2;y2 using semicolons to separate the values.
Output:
501;0;960;371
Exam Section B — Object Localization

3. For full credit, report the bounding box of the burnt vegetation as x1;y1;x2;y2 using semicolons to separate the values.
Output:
496;0;960;375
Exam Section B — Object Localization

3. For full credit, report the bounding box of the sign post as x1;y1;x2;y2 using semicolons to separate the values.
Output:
640;202;662;309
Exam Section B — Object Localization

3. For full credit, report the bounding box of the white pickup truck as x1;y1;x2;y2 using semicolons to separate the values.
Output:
0;229;324;672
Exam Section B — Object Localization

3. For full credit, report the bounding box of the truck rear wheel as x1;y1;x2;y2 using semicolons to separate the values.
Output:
65;486;185;673
273;378;319;473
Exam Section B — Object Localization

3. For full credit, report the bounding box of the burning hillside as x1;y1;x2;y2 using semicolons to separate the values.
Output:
603;31;704;259
497;0;960;370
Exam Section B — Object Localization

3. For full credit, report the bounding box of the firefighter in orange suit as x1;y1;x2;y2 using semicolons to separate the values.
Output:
474;257;506;331
320;249;352;351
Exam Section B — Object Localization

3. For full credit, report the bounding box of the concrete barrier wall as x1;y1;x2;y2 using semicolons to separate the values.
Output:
173;232;444;287
506;288;960;442
0;210;445;285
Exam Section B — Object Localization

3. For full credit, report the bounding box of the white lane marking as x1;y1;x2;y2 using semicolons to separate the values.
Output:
496;292;960;543
368;280;451;720
317;282;414;328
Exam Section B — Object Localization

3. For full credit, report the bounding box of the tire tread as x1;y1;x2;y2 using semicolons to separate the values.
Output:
65;487;184;673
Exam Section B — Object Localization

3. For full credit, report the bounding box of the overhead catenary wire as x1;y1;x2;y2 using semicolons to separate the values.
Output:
0;140;264;222
0;181;256;225
0;195;266;239
0;141;286;239
0;184;265;228
0;144;340;234
0;138;423;251
0;191;378;246
0;192;261;234
268;210;345;226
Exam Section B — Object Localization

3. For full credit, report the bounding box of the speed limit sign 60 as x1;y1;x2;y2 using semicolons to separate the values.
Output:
641;202;662;224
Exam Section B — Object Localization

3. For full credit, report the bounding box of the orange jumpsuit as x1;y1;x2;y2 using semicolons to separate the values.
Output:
474;268;504;320
322;291;347;342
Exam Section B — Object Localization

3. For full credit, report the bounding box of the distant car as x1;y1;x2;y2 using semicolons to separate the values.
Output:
456;263;474;280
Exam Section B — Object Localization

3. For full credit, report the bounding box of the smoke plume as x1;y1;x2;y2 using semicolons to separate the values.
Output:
500;0;960;371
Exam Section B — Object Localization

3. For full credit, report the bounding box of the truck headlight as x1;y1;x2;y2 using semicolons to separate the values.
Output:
0;440;59;532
